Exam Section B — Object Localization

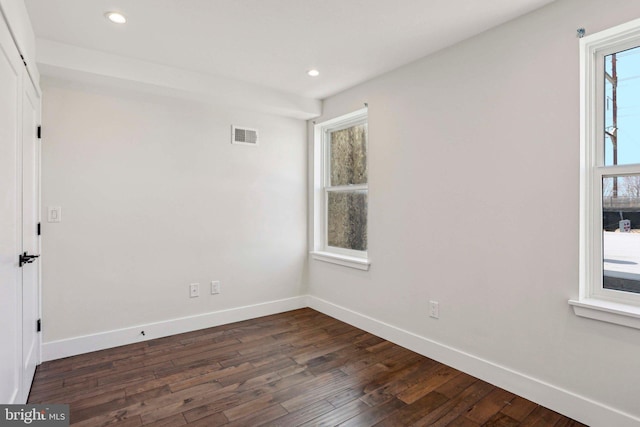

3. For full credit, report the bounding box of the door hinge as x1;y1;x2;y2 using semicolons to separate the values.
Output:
37;125;41;139
37;319;41;333
37;222;41;236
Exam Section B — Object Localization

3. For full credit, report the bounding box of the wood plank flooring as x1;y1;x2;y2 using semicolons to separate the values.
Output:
28;308;586;426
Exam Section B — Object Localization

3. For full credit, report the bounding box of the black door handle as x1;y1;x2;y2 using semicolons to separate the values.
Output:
19;252;40;267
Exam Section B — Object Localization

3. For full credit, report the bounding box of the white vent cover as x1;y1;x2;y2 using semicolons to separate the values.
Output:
232;126;259;146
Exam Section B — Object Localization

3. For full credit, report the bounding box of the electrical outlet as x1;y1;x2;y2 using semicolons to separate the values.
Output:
190;283;199;298
429;300;439;319
211;281;220;295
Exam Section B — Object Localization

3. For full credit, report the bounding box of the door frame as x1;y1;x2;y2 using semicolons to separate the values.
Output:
19;70;42;402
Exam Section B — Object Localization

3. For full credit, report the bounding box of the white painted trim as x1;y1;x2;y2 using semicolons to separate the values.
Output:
306;295;640;427
41;296;306;362
569;298;640;330
0;0;40;87
312;108;369;260
577;18;640;320
7;389;18;405
310;251;370;270
38;293;640;425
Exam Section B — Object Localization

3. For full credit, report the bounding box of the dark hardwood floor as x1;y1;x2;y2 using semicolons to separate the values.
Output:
28;308;585;426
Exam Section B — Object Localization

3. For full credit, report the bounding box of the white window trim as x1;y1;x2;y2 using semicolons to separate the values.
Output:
310;108;370;270
571;18;640;329
310;251;371;271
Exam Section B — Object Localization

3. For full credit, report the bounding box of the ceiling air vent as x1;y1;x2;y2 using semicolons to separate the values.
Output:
232;126;259;146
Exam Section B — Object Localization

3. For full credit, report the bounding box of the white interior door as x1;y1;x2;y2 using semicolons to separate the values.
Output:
20;75;41;402
0;14;24;404
0;13;41;404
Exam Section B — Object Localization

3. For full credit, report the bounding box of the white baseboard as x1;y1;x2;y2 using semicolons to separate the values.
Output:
306;296;640;427
41;296;306;362
40;294;639;427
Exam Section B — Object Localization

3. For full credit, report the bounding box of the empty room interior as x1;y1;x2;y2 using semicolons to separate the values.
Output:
2;0;640;426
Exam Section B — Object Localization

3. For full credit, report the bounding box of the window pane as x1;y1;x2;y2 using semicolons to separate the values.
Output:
604;46;640;166
602;175;640;294
330;124;367;186
327;191;367;251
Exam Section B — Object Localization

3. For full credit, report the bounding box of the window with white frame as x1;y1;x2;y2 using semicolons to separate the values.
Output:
572;18;640;328
311;108;370;270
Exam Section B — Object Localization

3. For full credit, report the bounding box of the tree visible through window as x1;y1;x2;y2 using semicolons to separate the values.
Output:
312;108;369;263
327;124;368;252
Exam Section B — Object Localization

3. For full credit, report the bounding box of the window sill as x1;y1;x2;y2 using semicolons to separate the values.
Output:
569;298;640;330
310;251;370;271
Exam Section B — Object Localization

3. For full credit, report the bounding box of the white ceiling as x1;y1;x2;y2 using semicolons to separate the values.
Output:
24;0;555;100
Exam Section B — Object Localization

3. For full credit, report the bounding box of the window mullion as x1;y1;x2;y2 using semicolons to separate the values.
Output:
326;184;368;192
597;164;640;176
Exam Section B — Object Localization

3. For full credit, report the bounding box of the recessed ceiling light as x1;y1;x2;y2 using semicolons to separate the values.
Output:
307;69;320;77
105;12;127;24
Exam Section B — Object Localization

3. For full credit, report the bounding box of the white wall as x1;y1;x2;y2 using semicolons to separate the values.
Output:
307;0;640;425
41;78;307;345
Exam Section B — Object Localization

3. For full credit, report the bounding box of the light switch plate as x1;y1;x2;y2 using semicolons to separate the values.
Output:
429;301;439;319
47;206;62;223
211;281;220;294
